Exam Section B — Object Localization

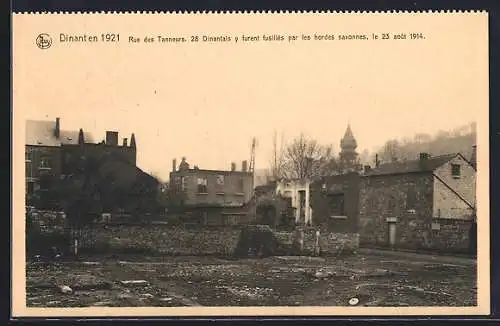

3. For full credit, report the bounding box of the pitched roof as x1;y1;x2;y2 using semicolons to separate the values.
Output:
97;152;159;188
363;153;458;177
63;151;159;194
25;119;94;147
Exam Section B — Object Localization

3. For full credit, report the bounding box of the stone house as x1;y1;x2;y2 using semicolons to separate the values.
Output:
169;158;255;226
358;152;476;254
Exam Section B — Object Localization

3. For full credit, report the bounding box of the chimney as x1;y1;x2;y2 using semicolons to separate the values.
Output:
231;162;236;172
419;152;431;169
78;128;85;145
123;138;128;147
471;145;477;169
242;160;248;172
130;133;136;149
54;117;60;138
375;154;380;168
172;158;177;172
179;157;190;171
105;131;119;146
419;152;430;161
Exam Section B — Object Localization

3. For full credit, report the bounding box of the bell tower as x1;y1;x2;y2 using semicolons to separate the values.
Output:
339;123;359;172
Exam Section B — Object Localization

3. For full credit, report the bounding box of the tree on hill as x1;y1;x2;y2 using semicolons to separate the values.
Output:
375;122;476;164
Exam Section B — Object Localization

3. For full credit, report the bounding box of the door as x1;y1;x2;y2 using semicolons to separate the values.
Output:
298;190;306;223
388;222;397;247
202;211;208;226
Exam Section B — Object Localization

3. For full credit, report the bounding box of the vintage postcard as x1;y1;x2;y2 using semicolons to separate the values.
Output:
12;11;489;317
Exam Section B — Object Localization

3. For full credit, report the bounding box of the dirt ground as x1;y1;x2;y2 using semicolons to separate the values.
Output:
26;249;477;307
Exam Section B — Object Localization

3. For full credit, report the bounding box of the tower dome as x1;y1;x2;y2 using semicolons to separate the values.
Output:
339;123;360;172
340;124;357;150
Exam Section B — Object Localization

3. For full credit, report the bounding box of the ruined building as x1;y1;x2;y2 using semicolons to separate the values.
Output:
25;117;159;214
169;158;255;225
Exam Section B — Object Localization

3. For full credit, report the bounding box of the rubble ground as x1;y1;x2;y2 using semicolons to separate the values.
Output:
26;250;477;307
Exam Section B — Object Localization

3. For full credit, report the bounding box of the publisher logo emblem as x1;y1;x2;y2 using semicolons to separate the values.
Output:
36;34;52;49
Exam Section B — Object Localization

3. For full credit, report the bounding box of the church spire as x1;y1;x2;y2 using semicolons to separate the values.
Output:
340;123;357;151
339;122;359;172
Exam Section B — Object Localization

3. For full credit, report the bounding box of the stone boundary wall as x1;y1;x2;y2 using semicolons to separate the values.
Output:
320;232;359;255
359;212;475;254
79;224;242;256
25;207;360;257
299;229;359;256
74;223;359;257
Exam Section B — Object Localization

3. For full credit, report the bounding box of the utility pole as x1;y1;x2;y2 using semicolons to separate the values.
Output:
271;130;285;182
249;137;256;174
273;131;277;181
249;137;257;218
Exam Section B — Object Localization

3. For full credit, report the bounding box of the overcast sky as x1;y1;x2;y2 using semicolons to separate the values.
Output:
15;14;486;181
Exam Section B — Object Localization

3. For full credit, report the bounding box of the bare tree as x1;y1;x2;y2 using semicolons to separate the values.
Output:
282;133;336;180
380;139;401;163
268;130;286;181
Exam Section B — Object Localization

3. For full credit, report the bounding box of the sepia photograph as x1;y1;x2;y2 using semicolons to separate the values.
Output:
12;12;489;316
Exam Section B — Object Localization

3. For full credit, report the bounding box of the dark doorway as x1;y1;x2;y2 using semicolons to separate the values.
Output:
298;190;306;221
27;182;34;195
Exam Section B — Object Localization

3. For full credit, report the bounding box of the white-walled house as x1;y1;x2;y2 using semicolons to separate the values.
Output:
275;179;313;225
